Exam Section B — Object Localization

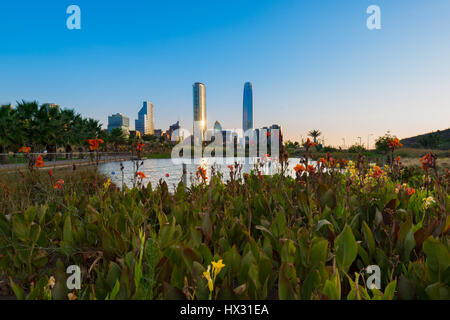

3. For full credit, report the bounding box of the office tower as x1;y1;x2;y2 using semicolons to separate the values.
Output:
193;82;206;141
213;121;223;132
135;101;154;136
243;82;254;133
107;113;130;137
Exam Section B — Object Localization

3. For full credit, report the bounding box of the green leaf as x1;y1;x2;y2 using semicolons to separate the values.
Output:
12;216;29;242
310;239;328;268
425;282;449;300
335;225;357;273
109;280;120;300
361;221;375;257
63;215;74;246
382;280;397;300
423;236;450;282
9;278;25;300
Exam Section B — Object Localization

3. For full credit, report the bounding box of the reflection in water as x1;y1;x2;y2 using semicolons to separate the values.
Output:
98;157;309;191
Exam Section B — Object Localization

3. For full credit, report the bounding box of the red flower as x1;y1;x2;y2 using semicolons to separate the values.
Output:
196;166;207;182
294;164;305;173
165;173;170;178
87;139;104;151
136;142;145;152
35;155;44;168
420;152;434;172
307;165;316;174
137;172;146;179
227;165;234;171
305;138;318;151
54;179;64;190
371;166;384;179
48;170;53;177
387;138;403;150
406;187;416;196
18;146;31;154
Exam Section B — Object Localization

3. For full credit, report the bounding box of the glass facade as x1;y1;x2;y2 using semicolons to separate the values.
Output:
193;82;206;141
107;113;130;136
135;101;154;135
243;82;254;132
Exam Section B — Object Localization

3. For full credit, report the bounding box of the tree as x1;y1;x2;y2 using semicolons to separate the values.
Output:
418;132;441;149
308;130;322;143
375;133;392;154
109;128;126;152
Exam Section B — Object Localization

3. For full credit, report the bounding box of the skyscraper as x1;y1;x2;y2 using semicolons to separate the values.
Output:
108;113;130;137
135;101;154;136
243;82;254;133
193;82;206;141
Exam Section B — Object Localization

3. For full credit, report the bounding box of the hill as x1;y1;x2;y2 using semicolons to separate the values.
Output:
400;128;450;150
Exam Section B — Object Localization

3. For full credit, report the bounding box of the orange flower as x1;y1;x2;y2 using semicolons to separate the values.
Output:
387;138;403;150
244;173;250;179
137;172;146;179
371;166;384;179
196;166;207;182
419;152;434;172
406;187;416;196
35;155;44;168
87;139;104;151
227;165;234;171
294;164;305;173
54;179;64;189
18;146;31;154
305;138;318;151
136;142;145;152
318;158;327;165
307;165;316;174
48;170;53;177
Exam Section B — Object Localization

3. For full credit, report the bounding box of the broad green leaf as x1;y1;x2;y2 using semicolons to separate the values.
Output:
335;225;357;273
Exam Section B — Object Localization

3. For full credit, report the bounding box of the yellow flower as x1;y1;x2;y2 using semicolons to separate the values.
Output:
68;292;77;300
203;266;214;292
103;178;111;189
47;276;56;289
211;259;226;278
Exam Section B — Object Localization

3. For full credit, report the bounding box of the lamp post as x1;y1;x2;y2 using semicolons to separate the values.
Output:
357;136;362;146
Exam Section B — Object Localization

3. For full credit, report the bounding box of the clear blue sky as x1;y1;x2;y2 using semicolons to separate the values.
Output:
1;0;449;146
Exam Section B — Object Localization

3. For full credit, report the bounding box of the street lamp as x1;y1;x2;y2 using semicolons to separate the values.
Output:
357;136;362;146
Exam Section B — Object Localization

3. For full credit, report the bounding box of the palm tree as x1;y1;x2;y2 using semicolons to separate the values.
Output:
109;128;126;152
308;129;322;144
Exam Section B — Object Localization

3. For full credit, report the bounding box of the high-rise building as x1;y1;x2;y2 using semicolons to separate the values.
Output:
193;82;206;141
243;82;254;133
213;121;223;132
108;113;130;137
135;101;154;136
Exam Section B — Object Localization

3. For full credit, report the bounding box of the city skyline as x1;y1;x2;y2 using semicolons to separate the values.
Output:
1;1;450;146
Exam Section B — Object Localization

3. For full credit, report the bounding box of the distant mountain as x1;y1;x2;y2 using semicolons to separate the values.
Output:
400;128;450;150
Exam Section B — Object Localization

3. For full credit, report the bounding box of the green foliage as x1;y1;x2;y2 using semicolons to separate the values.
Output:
0;158;448;300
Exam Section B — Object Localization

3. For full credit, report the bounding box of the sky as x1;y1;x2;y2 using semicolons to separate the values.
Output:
1;0;449;147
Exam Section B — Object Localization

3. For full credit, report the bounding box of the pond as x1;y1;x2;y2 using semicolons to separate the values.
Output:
98;157;311;190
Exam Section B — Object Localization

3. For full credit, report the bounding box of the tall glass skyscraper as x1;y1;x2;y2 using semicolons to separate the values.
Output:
243;82;254;132
193;82;206;141
135;101;154;135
